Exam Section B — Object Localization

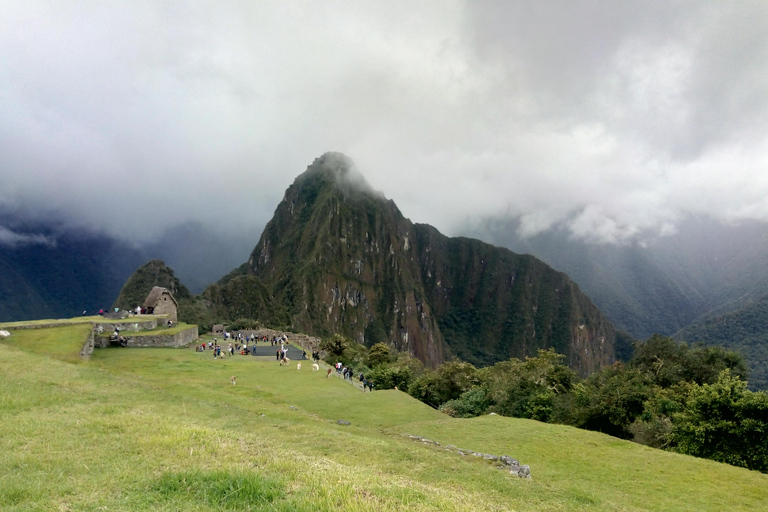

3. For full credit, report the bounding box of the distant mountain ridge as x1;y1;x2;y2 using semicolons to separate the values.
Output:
204;153;617;373
0;218;253;322
473;217;768;339
0;223;147;321
675;294;768;390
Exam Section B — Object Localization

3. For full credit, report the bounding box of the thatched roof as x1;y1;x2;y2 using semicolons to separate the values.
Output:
143;286;178;308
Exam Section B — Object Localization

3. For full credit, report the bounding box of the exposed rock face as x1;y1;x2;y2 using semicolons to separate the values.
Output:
234;153;446;366
213;153;616;373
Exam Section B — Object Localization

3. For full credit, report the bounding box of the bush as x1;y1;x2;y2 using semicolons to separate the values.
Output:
673;370;768;472
408;361;479;409
320;333;350;359
440;387;490;418
367;365;413;391
367;342;393;367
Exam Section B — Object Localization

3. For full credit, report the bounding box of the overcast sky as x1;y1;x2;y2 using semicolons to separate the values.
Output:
2;0;768;245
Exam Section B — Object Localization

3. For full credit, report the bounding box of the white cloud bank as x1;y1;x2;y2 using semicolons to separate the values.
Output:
1;1;767;244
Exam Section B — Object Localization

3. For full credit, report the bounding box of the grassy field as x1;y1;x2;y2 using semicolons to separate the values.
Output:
121;322;196;336
0;316;104;327
1;326;767;511
1;324;93;364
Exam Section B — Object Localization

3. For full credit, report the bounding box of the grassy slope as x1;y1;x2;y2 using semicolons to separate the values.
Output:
1;324;92;364
1;327;767;511
0;316;104;327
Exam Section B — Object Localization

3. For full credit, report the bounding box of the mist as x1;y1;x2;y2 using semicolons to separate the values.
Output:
2;1;768;248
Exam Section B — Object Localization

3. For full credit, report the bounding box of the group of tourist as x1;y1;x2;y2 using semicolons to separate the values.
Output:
333;362;375;391
109;329;127;347
216;331;291;347
197;338;255;357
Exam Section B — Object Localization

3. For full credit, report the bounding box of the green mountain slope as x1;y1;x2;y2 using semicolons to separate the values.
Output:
212;153;616;373
0;228;147;321
475;217;768;342
112;259;193;311
675;295;768;390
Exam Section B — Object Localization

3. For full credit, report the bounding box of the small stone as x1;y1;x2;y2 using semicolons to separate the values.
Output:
483;454;499;461
289;406;298;410
500;455;519;466
472;452;484;457
337;419;351;425
446;445;457;450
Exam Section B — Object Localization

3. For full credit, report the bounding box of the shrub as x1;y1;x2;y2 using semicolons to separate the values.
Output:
367;365;413;391
440;387;490;418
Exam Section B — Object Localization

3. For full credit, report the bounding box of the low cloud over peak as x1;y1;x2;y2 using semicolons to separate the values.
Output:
2;1;768;245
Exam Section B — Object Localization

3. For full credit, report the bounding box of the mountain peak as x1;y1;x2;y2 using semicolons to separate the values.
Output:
230;155;617;372
296;152;382;199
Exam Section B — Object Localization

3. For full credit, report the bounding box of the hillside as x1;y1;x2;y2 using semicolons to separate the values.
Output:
0;225;147;321
475;216;768;340
675;294;768;390
213;153;616;373
112;259;193;311
1;327;766;511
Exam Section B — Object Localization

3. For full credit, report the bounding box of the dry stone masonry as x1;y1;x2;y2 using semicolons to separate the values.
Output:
404;433;531;478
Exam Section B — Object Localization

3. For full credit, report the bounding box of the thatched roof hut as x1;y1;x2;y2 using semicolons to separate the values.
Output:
143;286;178;322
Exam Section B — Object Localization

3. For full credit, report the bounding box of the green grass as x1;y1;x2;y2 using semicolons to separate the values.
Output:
0;314;162;329
125;322;196;336
0;316;103;327
1;326;767;511
1;324;92;364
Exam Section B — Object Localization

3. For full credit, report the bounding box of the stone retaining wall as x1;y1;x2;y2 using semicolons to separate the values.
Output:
93;319;158;334
79;330;95;360
97;326;198;348
404;433;531;478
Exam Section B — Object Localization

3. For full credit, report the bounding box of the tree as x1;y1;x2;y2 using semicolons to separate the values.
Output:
571;362;653;439
320;333;350;359
408;361;479;408
630;335;748;387
440;387;490;418
367;365;413;391
673;370;768;472
629;382;691;449
367;342;392;367
483;349;578;422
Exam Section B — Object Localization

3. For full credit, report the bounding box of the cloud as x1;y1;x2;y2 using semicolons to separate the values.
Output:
1;1;767;245
0;226;55;248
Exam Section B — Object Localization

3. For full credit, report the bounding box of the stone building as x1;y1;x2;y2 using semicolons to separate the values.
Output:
143;286;178;322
